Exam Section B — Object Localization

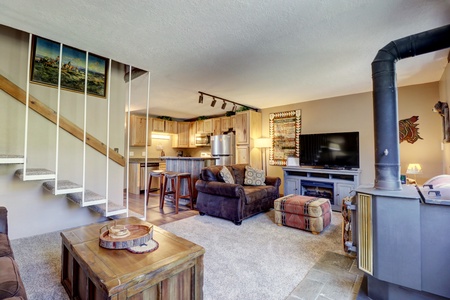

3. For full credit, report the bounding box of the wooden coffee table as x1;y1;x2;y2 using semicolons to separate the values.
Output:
60;217;204;300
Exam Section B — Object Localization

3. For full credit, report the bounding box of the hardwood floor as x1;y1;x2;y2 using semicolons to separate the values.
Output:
127;190;199;226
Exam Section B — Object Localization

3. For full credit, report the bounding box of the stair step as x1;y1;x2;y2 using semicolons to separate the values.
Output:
15;168;56;181
89;201;127;217
0;154;24;164
67;190;107;206
42;180;83;195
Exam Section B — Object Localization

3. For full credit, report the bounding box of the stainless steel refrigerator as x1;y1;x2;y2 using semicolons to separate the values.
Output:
211;134;235;165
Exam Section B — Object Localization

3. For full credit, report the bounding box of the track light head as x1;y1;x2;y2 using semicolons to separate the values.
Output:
221;101;227;109
199;94;203;103
232;104;237;112
211;98;216;107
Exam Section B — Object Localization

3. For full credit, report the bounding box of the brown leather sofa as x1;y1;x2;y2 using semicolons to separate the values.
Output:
0;207;28;300
195;164;281;225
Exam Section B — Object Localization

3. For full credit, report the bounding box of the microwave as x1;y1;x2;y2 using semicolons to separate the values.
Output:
195;133;211;146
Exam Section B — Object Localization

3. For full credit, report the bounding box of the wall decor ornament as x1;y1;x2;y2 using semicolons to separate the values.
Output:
30;36;108;97
399;115;423;144
269;109;301;166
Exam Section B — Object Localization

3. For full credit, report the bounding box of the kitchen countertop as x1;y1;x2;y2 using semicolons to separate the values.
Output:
129;158;164;164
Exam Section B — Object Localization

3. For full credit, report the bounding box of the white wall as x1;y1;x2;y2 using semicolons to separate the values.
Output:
0;25;129;239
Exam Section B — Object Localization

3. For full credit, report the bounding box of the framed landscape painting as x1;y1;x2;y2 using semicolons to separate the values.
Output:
30;36;108;97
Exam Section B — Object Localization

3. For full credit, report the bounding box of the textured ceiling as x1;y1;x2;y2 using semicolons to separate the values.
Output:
1;0;449;119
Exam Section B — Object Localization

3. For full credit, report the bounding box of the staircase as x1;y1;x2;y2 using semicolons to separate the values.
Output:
0;34;150;220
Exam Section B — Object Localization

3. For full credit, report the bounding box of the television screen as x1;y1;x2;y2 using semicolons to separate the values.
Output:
299;132;359;169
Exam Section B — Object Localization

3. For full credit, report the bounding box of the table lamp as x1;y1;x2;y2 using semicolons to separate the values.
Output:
406;163;422;184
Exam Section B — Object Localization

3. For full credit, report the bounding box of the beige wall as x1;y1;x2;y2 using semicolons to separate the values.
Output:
262;82;443;194
0;24;129;239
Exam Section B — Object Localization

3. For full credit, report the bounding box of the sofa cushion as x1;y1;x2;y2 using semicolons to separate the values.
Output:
200;166;222;181
244;166;266;186
219;166;235;184
0;256;27;299
231;164;248;185
0;234;13;258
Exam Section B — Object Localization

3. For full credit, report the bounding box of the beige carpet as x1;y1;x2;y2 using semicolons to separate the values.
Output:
11;210;346;300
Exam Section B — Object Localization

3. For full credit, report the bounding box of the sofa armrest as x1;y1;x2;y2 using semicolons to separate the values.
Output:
265;176;281;188
0;207;8;235
195;180;245;198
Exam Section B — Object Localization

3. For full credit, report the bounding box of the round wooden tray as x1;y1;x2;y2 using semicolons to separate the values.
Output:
99;224;153;249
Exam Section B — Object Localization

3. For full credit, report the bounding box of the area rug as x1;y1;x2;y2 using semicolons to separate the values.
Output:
10;210;343;300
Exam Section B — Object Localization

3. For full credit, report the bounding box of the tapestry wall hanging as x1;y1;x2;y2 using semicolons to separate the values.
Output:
399;116;422;144
269;109;301;166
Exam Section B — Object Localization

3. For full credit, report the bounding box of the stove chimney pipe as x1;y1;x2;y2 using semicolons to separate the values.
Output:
372;24;450;190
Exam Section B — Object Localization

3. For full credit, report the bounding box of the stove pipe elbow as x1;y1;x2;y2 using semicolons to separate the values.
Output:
372;24;450;190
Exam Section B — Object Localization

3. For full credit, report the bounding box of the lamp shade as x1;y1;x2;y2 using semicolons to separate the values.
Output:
406;163;422;174
255;138;272;148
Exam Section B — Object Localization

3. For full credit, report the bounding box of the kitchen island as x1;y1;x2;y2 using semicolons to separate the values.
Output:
162;156;217;200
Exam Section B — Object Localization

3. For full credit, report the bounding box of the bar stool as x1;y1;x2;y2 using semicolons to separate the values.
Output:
147;170;165;205
160;171;193;214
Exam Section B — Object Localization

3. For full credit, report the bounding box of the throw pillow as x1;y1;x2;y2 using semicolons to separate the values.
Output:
244;166;266;186
219;166;235;184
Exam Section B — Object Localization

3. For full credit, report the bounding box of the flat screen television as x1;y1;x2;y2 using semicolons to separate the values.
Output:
299;132;359;169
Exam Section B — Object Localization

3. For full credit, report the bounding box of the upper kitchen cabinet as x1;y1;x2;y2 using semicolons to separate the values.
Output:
151;118;165;132
172;121;192;148
235;110;261;145
203;119;213;133
130;115;151;146
150;118;177;134
165;120;178;134
220;116;234;133
196;120;204;134
212;118;222;135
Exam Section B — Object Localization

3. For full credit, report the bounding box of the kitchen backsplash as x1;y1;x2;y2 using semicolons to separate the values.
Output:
129;136;211;158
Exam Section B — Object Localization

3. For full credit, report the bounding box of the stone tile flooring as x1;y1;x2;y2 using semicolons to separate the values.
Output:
286;251;367;300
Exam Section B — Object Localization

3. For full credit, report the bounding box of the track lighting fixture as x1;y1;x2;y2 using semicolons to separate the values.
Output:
197;91;258;113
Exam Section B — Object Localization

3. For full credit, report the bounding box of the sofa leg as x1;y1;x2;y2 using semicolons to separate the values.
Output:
233;220;242;226
199;212;206;216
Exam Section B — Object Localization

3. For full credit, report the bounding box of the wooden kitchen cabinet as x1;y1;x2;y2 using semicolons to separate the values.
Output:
151;118;165;132
203;119;213;133
196;120;204;133
235;110;261;168
165;120;178;134
173;121;190;148
189;122;197;148
212;118;222;135
235;110;261;145
221;116;233;132
130;115;151;146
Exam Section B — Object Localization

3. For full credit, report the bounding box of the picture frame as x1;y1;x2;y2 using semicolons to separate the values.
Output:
269;109;301;166
30;36;108;97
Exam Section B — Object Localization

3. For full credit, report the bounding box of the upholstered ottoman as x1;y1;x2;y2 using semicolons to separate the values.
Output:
274;194;332;234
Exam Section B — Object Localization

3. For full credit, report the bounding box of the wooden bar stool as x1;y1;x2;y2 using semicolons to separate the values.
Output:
160;171;193;214
147;170;165;205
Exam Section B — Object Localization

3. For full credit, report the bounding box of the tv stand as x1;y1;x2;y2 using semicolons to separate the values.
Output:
283;166;361;211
